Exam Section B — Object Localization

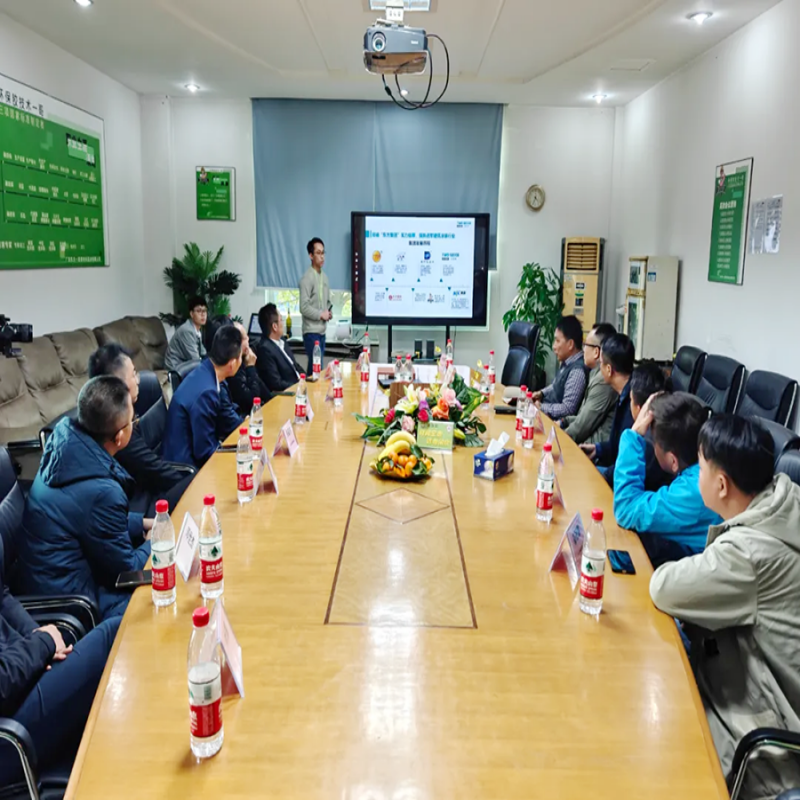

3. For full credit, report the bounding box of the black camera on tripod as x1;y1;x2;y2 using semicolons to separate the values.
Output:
0;315;33;358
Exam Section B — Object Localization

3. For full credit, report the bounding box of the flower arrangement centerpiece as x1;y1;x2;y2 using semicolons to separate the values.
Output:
355;363;487;447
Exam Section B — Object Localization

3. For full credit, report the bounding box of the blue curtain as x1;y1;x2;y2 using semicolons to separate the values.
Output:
253;99;502;290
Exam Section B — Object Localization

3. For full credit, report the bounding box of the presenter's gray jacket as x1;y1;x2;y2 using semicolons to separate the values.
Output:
299;267;330;337
650;474;800;799
165;319;206;372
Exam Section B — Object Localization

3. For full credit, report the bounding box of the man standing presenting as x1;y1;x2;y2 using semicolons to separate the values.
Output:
299;237;331;376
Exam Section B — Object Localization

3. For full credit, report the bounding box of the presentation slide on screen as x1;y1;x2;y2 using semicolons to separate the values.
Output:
364;215;475;319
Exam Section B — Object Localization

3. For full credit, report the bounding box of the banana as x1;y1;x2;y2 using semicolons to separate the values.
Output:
386;430;416;447
378;440;412;460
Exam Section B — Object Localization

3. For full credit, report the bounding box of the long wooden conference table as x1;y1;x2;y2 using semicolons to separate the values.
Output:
66;364;728;799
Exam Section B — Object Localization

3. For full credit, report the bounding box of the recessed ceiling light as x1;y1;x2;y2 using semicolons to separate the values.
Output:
592;94;608;103
74;0;93;7
369;0;431;10
687;11;712;24
185;84;200;93
400;89;409;96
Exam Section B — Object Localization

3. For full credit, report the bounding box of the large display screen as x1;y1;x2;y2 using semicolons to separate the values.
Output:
351;212;489;326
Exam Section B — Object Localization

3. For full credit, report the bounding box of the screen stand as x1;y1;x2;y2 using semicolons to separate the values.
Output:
387;324;393;360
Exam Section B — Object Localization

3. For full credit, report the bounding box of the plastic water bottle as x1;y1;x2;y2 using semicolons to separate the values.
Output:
580;508;608;616
236;427;254;504
446;338;454;364
360;346;370;392
480;366;490;407
249;397;263;452
199;495;223;600
332;360;344;407
536;442;555;522
151;499;176;607
515;384;528;442
188;607;224;759
312;340;322;378
393;355;403;381
522;392;536;449
488;351;496;391
295;374;307;425
405;354;414;382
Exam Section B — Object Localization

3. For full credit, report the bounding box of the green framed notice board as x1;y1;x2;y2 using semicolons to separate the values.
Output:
708;158;753;285
0;72;108;270
196;167;236;221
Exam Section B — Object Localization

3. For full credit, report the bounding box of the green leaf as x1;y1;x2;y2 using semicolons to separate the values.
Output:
462;432;485;448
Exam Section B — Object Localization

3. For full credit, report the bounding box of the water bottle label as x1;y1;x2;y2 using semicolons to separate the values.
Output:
516;415;523;432
360;370;369;383
295;402;306;418
189;675;222;738
313;358;321;374
152;547;176;591
237;465;254;492
580;556;605;600
334;385;343;399
249;424;263;451
489;368;496;384
522;423;534;441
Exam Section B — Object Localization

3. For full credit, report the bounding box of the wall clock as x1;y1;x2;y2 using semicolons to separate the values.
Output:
526;184;546;212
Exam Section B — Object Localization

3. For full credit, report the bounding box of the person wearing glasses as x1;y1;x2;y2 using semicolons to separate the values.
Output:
561;322;618;445
18;377;154;620
88;344;194;517
165;295;208;373
299;237;332;376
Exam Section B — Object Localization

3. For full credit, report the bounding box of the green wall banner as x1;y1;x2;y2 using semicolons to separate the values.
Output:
0;72;107;270
196;167;236;221
708;158;753;285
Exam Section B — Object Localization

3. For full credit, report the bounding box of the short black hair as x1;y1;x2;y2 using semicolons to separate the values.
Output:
651;392;710;468
258;303;280;335
591;322;617;346
601;333;635;376
556;315;583;350
209;324;242;367
630;360;671;408
77;376;131;441
88;343;132;379
307;237;324;256
699;415;775;495
204;314;233;351
188;296;207;313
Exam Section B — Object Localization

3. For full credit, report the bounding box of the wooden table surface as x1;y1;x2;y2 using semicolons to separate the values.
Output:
65;364;728;799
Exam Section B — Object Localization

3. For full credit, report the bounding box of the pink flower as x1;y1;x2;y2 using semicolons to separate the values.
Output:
384;408;395;424
442;387;457;407
401;414;416;433
418;407;430;423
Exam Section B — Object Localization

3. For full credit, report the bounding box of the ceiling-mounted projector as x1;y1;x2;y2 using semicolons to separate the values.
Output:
364;23;429;75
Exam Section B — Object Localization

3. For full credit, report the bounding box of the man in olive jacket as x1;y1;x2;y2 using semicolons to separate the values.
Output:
561;323;617;445
650;415;800;799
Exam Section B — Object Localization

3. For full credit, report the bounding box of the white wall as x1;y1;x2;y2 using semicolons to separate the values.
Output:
0;12;145;335
143;99;616;374
611;0;800;379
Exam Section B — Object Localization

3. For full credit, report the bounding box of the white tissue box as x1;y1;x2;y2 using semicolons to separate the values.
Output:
473;448;515;481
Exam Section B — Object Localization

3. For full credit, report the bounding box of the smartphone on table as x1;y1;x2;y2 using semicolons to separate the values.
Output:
116;570;152;590
607;550;636;575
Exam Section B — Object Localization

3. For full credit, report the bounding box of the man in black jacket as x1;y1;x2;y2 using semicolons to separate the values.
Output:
88;344;193;515
255;303;304;393
0;536;121;784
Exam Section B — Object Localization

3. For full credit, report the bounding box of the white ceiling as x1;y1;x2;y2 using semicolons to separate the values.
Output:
0;0;781;105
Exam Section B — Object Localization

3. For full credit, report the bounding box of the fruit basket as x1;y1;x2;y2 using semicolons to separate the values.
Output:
368;432;434;481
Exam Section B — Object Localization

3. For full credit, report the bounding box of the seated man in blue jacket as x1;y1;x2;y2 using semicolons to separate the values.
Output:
19;377;153;620
0;535;121;785
614;391;722;567
162;325;245;468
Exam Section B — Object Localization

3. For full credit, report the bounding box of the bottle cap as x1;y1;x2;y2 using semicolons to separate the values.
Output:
300;373;306;379
490;350;495;355
334;360;340;365
315;340;319;344
203;494;215;506
447;339;452;344
155;499;168;514
527;391;533;398
543;443;552;452
254;397;261;405
240;427;248;435
192;607;210;628
520;385;528;393
591;508;604;521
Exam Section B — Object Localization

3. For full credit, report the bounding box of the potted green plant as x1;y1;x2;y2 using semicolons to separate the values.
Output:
502;262;563;389
160;243;242;329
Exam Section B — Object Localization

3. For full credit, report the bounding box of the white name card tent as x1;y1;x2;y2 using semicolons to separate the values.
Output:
548;513;586;590
274;420;300;457
175;512;200;583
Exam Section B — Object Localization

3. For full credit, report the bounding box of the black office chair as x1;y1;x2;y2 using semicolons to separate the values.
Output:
501;322;540;389
0;446;99;800
694;354;745;414
671;346;706;394
728;728;800;800
167;360;199;395
134;369;163;418
754;419;800;466
777;450;800;486
738;370;799;428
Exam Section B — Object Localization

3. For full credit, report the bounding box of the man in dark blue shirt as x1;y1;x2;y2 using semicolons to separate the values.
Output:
162;325;245;468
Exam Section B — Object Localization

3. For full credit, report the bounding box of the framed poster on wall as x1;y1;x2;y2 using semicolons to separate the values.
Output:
0;72;108;270
708;157;753;285
196;166;236;221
